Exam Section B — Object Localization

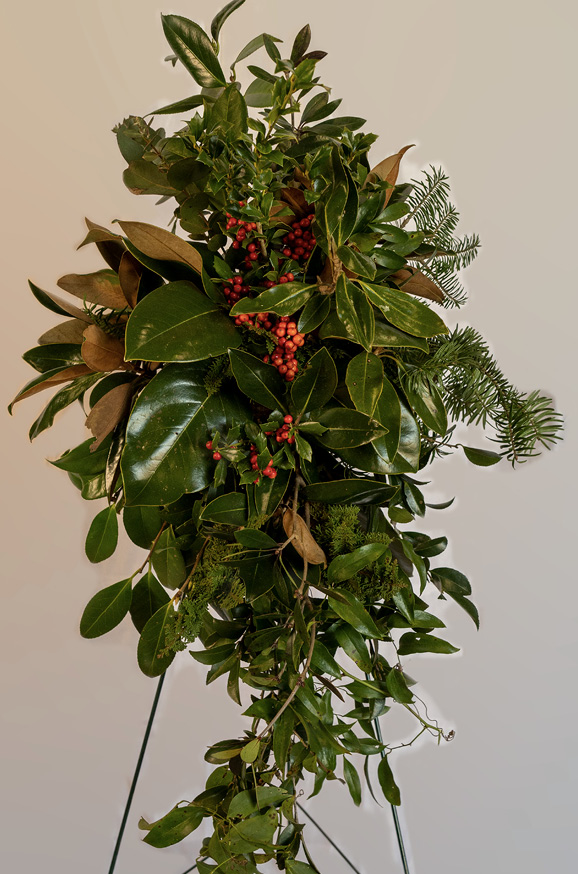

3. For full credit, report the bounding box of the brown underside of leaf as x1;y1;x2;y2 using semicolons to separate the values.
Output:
77;219;123;250
118;251;142;308
282;509;327;566
280;186;309;218
82;325;127;372
11;365;95;407
37;319;88;345
117;220;203;274
57;271;127;310
390;268;445;302
368;144;415;203
85;382;135;451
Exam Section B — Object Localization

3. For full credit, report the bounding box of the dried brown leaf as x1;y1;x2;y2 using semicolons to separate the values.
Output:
82;325;126;372
37;319;87;345
390;268;445;303
85;382;134;451
282;509;327;566
118;251;142;308
118;221;203;274
10;365;94;408
57;270;127;310
369;144;414;203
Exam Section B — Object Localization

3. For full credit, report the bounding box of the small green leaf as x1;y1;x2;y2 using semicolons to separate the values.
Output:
162;15;226;87
151;526;186;588
291;347;337;416
326;588;383;638
461;445;502;466
397;632;459;655
80;579;132;639
343;758;362;806
433;567;472;596
130;571;170;634
234;529;277;549
385;668;413;703
211;0;246;42
137;602;177;678
85;506;119;563
143;804;204;848
377;755;401;806
327;543;390;583
240;738;261;763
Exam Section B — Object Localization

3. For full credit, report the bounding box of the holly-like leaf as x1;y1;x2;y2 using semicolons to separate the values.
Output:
80;578;132;638
229;349;286;411
85;505;119;563
291;347;337;416
125;282;240;362
161;15;226;88
208;84;248;137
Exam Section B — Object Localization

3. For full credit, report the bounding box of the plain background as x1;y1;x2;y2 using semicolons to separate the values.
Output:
1;1;576;872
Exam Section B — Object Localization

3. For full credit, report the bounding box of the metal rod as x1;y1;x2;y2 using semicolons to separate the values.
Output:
107;673;166;874
297;802;364;874
372;714;411;874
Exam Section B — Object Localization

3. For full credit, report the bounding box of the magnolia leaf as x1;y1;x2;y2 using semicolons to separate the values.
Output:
369;145;414;203
137;601;178;677
390;268;444;303
82;325;126;372
346;352;383;417
118;251;143;308
28;280;92;323
8;364;95;411
28;372;101;441
37;319;87;346
57;270;127;309
79;218;125;272
291;347;337;417
85;382;135;451
231;282;316;317
229;349;286;411
282;509;327;565
161;14;226;88
85;505;119;563
117;221;203;274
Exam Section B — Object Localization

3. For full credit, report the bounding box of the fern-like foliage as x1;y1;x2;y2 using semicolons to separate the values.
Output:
404;327;563;464
402;165;481;308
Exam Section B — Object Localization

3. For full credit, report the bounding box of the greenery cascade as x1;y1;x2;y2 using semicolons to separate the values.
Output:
10;3;563;871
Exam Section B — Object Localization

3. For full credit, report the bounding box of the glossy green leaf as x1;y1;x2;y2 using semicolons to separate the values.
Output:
291;347;337;416
448;592;480;628
143;805;204;848
161;15;226;87
230;282;316;317
326;589;383;638
130;570;170;634
228;787;288;818
462;445;502;466
125;281;240;362
377;756;401;806
234;529;277;549
433;567;472;596
123;161;176;196
245;77;274;107
397;632;459;655
334;624;372;671
311;641;342;678
346;352;383;417
360;281;448;338
201;492;247;527
28;279;77;318
336;245;376;280
123;506;163;549
208;84;248;137
211;0;246;42
231;33;282;69
29;372;101;441
272;709;295;775
228;809;277;852
80;578;132;638
386;668;413;703
327;543;390;583
51;436;112;476
314;407;385;449
339;398;418;474
298;294;331;333
22;344;83;373
122;364;249;506
286;862;317;874
304;478;396;505
404;376;447;435
240;738;261;763
335;275;374;351
343;758;362;806
229;349;286;411
85;506;118;563
148;95;205;116
151;526;186;588
137;601;177;677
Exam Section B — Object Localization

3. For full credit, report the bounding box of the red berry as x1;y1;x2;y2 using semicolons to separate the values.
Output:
213;451;222;460
279;275;288;284
278;364;288;374
268;469;278;478
282;248;292;257
286;273;294;282
232;241;240;249
205;440;213;450
249;251;259;261
285;373;295;381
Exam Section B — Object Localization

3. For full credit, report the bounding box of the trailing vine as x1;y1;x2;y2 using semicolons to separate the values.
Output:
10;3;562;872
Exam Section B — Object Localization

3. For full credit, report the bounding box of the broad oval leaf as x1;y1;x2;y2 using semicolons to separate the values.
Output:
161;15;226;88
82;325;126;372
314;407;385;449
143;804;204;848
125;281;241;362
335;275;374;351
85;506;119;563
118;221;204;274
130;571;170;634
37;319;87;346
291;347;337;417
137;601;177;677
201;492;248;527
57;270;127;309
229;349;286;411
22;343;83;373
461;445;502;466
346;352;384;417
360;281;448;338
80;578;133;639
151;526;186;588
397;632;459;655
121;363;250;506
385;668;413;704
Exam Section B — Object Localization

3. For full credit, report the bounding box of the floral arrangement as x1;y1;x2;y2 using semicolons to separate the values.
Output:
10;3;562;871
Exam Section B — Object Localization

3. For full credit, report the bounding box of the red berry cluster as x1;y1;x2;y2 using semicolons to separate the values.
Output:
280;214;316;262
225;202;261;267
248;442;277;483
263;318;305;382
205;440;222;461
222;273;251;305
265;414;296;444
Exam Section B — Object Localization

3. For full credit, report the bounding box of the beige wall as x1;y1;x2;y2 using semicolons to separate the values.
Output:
1;1;576;872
